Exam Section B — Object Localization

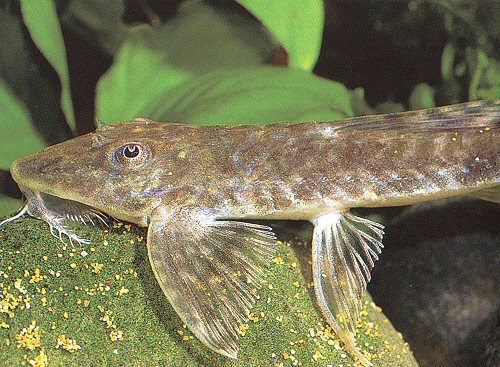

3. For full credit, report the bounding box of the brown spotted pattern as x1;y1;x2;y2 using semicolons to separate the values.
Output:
10;101;499;225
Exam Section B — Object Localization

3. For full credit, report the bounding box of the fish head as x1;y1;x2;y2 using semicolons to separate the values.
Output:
11;118;191;225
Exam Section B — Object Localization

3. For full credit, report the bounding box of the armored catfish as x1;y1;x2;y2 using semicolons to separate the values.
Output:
1;100;499;365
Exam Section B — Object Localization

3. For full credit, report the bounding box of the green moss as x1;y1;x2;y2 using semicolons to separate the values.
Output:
0;217;418;366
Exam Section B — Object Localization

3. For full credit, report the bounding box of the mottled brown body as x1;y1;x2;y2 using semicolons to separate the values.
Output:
12;101;499;223
3;100;499;366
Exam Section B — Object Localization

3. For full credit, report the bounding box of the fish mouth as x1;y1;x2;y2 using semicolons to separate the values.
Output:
25;188;109;227
10;155;111;230
10;149;111;216
0;185;109;246
12;166;100;217
10;150;155;227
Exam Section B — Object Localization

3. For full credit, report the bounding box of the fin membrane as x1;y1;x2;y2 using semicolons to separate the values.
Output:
312;212;384;364
147;208;276;358
469;185;500;204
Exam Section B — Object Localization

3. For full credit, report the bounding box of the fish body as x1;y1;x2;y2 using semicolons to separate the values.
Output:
2;101;499;365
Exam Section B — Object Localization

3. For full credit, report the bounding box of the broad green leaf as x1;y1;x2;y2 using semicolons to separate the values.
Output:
96;24;190;124
20;0;76;132
141;67;352;125
60;0;126;55
0;79;45;170
0;6;71;146
0;195;22;218
237;0;324;71
96;1;276;124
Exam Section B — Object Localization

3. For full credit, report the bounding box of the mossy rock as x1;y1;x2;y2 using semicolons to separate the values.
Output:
0;217;418;366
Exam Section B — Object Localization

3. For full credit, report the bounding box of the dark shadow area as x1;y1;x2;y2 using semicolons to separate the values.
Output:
369;199;499;367
316;1;445;105
0;169;22;199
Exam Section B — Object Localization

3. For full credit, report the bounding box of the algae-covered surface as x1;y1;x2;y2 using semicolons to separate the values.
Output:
0;217;418;366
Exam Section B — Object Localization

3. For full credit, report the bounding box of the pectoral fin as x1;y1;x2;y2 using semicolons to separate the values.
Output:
147;207;276;358
312;212;384;366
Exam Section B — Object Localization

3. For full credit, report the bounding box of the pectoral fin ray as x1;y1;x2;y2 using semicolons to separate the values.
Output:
312;212;384;365
147;207;276;358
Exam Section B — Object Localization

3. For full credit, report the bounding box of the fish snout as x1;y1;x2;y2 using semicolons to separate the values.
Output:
10;146;69;191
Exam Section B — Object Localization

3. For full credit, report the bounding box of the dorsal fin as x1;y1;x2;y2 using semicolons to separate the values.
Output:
95;117;113;132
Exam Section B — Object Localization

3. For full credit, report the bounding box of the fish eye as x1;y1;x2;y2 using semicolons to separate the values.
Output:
123;144;140;158
115;142;150;167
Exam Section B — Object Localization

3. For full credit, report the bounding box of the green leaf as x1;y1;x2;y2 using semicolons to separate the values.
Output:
142;67;352;125
237;0;324;71
0;195;22;218
60;0;127;55
350;87;375;116
441;42;455;81
96;1;276;124
0;79;45;170
409;83;435;110
477;54;500;100
20;0;76;132
0;5;71;146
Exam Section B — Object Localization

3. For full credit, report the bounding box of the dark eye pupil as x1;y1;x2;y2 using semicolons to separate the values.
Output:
123;145;140;158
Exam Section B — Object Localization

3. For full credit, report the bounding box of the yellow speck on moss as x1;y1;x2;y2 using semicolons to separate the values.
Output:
14;278;27;294
248;312;259;323
100;309;120;332
29;348;48;367
109;330;123;342
1;291;20;317
311;349;323;361
272;256;284;265
29;268;42;284
238;324;249;336
16;321;41;351
90;263;104;275
56;335;81;352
